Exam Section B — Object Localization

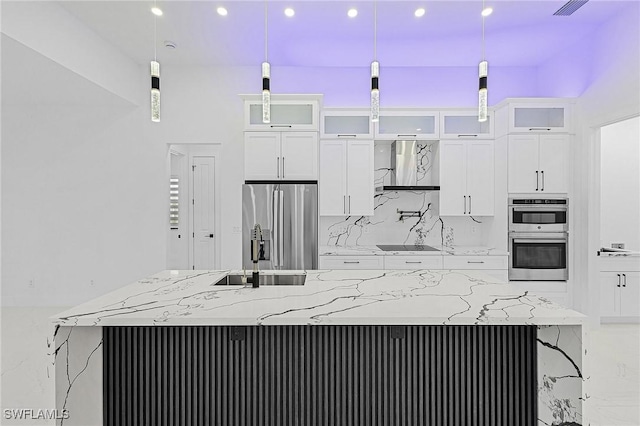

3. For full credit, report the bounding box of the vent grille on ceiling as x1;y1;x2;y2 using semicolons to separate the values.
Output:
553;0;589;16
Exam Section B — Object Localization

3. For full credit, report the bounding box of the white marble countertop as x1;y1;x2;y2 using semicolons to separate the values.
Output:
320;245;509;256
53;269;584;327
598;249;640;257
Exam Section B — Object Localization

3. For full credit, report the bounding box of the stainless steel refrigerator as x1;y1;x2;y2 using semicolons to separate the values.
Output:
242;183;318;270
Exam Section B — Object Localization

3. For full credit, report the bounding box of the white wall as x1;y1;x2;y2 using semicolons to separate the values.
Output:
600;116;640;251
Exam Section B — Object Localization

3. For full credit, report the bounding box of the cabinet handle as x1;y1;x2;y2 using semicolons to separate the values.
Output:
397;134;417;137
277;157;280;178
343;261;360;264
270;125;292;128
343;195;346;215
458;134;478;137
529;128;551;131
617;273;621;287
405;261;422;264
622;273;627;287
282;157;285;178
536;171;539;191
338;134;357;138
469;195;472;214
463;195;467;214
348;195;351;214
541;170;545;191
467;261;485;264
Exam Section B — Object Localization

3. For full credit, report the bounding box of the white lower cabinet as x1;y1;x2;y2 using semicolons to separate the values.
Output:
443;256;508;281
440;140;494;216
384;256;443;270
319;140;374;216
599;271;640;318
319;256;384;270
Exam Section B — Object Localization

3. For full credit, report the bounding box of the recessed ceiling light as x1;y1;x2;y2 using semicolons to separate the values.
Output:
347;8;358;18
415;8;426;17
217;7;228;16
284;7;295;17
151;7;163;16
481;7;493;17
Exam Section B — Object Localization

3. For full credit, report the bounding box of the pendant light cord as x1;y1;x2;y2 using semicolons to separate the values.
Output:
264;0;269;62
153;0;157;61
373;0;377;60
481;0;486;61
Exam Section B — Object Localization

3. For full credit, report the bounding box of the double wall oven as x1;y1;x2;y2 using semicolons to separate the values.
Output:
509;198;568;281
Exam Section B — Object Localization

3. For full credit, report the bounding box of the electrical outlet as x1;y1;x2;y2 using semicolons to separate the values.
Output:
612;243;625;249
232;226;241;234
470;224;477;235
363;225;370;234
90;279;95;287
28;279;35;288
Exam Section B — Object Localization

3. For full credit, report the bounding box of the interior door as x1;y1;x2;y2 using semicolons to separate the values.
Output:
192;156;216;269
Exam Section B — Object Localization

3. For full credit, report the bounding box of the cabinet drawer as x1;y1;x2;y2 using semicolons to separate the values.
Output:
384;256;443;270
319;256;384;270
599;256;640;272
443;256;507;270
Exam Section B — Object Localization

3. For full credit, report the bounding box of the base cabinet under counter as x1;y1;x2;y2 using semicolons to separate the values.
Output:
384;255;443;270
319;255;384;270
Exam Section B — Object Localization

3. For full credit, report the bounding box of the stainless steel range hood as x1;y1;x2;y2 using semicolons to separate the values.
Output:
376;140;440;191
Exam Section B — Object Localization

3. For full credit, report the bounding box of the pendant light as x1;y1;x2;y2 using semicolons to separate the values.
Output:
478;0;489;122
370;0;379;122
150;1;161;122
262;0;271;123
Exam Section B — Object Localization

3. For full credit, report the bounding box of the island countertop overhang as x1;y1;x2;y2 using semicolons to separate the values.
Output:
52;269;586;327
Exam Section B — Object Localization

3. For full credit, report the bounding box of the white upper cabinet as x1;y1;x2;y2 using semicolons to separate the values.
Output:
374;110;439;140
242;95;321;131
245;132;318;181
440;110;494;139
319;140;374;216
321;109;373;139
440;140;494;216
508;134;569;194
508;102;572;133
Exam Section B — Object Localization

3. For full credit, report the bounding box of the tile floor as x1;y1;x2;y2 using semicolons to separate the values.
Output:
1;307;639;425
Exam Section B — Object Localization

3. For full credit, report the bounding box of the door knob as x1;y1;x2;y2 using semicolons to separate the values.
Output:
209;234;214;238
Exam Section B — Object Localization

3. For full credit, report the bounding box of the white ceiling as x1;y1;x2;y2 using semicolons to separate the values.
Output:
57;0;636;68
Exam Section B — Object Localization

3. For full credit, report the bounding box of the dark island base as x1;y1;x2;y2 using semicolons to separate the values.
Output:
103;325;538;426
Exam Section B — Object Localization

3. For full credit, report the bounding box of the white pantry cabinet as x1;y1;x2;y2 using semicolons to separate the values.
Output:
244;132;318;181
321;109;373;139
439;140;494;216
319;255;384;270
508;134;569;194
243;98;320;131
440;111;494;139
319;140;374;216
600;257;640;319
375;110;439;140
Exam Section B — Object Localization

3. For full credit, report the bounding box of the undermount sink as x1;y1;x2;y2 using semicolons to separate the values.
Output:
214;273;306;286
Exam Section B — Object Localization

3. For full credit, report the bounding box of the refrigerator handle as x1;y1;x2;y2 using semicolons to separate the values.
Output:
272;189;278;267
279;190;284;268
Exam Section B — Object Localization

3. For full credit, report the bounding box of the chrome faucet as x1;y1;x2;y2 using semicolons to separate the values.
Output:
250;224;263;288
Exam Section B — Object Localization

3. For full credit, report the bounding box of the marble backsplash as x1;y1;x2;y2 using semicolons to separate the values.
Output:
320;141;491;247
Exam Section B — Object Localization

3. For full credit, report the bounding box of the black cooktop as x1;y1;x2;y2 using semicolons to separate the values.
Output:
376;245;440;252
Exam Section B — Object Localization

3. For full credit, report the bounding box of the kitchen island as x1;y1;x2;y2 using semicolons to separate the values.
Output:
52;269;587;426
